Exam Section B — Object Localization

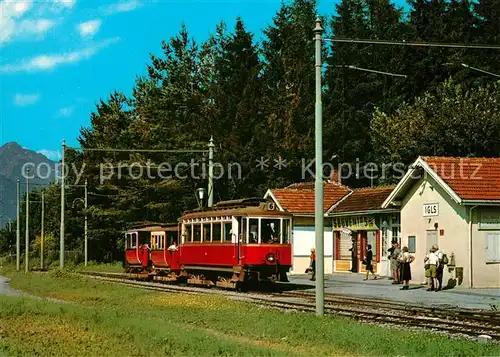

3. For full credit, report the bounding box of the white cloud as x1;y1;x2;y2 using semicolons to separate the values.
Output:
0;37;120;73
37;149;62;161
57;106;74;117
0;0;73;45
104;0;141;15
13;93;40;106
77;19;101;38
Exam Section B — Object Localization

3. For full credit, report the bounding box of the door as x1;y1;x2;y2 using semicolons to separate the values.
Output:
426;230;438;253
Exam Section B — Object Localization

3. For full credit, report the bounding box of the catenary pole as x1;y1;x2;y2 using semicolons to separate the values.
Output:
16;179;20;271
84;179;88;266
314;17;324;316
60;139;66;269
41;190;44;270
208;137;214;208
25;168;29;273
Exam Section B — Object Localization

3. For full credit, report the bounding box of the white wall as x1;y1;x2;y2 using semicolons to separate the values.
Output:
290;224;333;274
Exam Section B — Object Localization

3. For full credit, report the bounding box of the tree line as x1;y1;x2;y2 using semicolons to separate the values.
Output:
1;0;499;263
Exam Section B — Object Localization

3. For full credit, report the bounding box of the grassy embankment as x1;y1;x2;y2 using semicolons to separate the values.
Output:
0;266;499;357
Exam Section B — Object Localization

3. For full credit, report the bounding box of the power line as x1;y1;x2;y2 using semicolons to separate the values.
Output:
67;146;210;153
324;37;500;50
336;65;407;78
461;63;500;78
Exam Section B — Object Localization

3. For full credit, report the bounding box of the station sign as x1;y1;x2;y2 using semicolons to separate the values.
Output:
423;203;439;217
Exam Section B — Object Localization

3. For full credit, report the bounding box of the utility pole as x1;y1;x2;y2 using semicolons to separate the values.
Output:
60;139;66;269
314;17;324;316
84;179;88;266
208;137;214;208
16;179;20;271
25;168;30;273
41;190;45;270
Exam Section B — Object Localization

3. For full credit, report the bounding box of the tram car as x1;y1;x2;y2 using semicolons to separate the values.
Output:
123;198;293;289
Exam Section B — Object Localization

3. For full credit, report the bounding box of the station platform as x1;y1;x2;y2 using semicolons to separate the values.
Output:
286;273;500;311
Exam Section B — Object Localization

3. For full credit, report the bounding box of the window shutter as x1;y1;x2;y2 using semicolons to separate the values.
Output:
485;232;500;262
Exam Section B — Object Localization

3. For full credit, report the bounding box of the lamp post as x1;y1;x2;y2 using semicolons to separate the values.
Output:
16;179;20;271
208;137;214;207
60;139;66;269
25;168;29;273
313;17;324;317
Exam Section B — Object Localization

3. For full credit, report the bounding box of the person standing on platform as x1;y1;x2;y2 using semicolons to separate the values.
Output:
309;248;316;281
349;236;357;273
398;246;414;290
391;241;402;284
433;244;444;291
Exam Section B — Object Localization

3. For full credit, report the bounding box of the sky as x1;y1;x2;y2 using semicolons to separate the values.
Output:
0;0;408;161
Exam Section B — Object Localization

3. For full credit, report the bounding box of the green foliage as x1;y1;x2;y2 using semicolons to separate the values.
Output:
371;79;500;167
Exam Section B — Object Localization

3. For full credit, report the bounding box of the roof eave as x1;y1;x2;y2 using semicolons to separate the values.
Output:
461;199;500;206
264;189;285;211
326;208;400;217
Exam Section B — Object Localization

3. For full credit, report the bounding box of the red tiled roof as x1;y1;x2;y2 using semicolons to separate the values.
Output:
269;181;351;214
422;156;500;201
330;186;396;213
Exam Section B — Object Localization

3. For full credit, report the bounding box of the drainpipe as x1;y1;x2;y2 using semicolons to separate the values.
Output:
468;205;478;288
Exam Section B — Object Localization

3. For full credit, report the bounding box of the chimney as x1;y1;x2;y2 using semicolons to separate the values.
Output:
329;169;341;185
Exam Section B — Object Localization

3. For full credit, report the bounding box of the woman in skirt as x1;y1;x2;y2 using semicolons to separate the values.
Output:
399;246;414;290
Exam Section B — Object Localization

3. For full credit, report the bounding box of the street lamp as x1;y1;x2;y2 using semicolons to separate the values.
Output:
197;188;206;209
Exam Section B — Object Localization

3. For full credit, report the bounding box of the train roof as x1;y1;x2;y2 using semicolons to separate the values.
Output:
180;197;292;220
125;222;178;233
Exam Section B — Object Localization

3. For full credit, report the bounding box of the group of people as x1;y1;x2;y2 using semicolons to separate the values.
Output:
387;242;414;290
307;240;446;291
387;241;445;291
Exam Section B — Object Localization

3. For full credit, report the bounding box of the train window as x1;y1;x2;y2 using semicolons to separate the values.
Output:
193;224;202;242
249;218;258;243
223;222;232;241
239;218;247;243
130;233;138;249
261;219;280;244
167;231;178;246
203;223;212;242
213;222;222;242
282;219;290;244
185;225;193;242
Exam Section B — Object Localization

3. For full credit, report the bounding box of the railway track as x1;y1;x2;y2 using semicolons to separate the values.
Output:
77;271;500;342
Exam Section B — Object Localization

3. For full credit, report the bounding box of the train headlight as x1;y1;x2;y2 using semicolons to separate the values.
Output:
266;253;275;262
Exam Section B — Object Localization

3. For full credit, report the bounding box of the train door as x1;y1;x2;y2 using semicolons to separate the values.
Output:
232;216;240;264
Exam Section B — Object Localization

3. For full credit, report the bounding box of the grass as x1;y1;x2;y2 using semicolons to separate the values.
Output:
1;267;499;357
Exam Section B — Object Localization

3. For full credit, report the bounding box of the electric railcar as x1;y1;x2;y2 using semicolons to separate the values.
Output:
123;198;293;289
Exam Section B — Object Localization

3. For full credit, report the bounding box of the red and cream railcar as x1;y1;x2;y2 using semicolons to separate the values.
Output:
177;198;292;288
123;224;178;273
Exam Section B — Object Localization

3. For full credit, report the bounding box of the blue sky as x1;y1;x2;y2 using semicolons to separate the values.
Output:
0;0;408;161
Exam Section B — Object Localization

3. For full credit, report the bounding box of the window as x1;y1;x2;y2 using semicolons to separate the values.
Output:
249;218;259;243
392;226;401;245
193;224;201;242
485;232;500;263
213;223;222;242
240;218;247;243
151;235;158;250
223;222;232;242
282;219;290;244
131;233;137;248
203;223;212;242
184;224;193;243
261;218;281;244
167;231;178;246
367;231;376;257
408;236;416;253
340;232;351;260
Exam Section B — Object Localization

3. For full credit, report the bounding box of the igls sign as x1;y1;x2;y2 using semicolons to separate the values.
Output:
423;203;439;217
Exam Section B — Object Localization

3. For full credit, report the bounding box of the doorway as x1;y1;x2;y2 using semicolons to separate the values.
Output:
426;230;438;253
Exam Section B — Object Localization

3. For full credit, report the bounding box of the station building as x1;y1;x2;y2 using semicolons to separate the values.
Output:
264;181;350;274
326;186;399;276
382;156;500;288
265;180;402;276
